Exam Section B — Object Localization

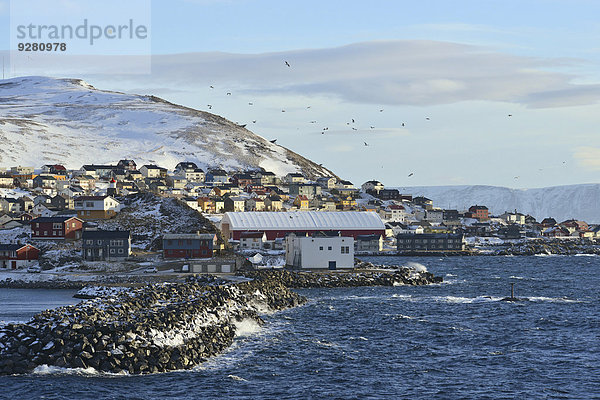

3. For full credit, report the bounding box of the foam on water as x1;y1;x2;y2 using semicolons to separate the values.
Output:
32;364;127;376
233;318;263;337
528;296;582;303
404;262;428;273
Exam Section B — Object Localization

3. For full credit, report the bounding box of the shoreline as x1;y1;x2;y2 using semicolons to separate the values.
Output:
0;267;440;375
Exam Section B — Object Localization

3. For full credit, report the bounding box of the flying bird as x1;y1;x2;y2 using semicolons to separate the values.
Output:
352;127;357;131
401;123;405;127
309;120;317;123
270;139;277;143
408;173;414;177
285;61;291;67
248;102;253;105
252;120;257;123
282;109;286;112
226;92;231;95
207;105;212;109
379;109;384;112
352;119;355;123
370;126;375;129
209;85;214;89
425;117;430;120
364;142;369;146
508;114;512;117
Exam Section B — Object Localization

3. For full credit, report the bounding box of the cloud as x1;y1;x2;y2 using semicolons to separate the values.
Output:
10;40;600;108
148;40;600;108
574;147;600;170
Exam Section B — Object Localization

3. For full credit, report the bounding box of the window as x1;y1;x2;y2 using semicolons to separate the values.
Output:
319;246;323;251
110;249;115;254
53;223;62;229
72;222;76;227
328;246;332;251
44;231;48;236
118;249;123;254
86;240;93;245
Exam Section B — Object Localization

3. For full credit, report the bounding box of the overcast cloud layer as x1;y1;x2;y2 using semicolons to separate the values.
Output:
8;40;600;108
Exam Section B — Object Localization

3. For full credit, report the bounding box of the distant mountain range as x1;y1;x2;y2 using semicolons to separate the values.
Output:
0;76;334;179
400;184;600;223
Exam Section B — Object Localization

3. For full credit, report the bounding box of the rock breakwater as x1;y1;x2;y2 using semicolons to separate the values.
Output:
0;266;441;375
0;275;304;375
240;265;443;288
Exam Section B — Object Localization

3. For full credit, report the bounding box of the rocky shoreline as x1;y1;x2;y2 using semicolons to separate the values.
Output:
0;267;440;375
488;240;600;256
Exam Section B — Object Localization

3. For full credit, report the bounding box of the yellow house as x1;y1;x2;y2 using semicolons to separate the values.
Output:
337;196;356;209
197;197;215;213
293;195;310;210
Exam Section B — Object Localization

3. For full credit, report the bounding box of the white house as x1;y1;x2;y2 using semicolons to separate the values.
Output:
140;164;167;178
500;212;526;225
317;177;337;189
285;233;354;270
239;232;266;250
379;205;407;222
361;180;385;193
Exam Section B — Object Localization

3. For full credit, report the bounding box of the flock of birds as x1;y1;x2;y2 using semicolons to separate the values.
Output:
202;60;429;150
200;60;556;179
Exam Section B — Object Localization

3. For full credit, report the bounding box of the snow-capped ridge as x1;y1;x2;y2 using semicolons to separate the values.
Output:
400;183;600;223
0;76;334;179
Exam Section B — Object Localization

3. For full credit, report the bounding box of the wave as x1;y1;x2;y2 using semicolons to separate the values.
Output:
33;364;127;376
233;318;263;337
528;296;583;303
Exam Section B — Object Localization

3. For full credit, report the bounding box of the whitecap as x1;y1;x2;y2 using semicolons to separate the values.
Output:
528;296;582;303
233;318;263;337
33;364;126;376
404;262;428;273
228;374;247;381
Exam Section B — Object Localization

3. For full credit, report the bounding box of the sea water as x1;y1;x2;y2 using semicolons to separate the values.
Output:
0;256;598;399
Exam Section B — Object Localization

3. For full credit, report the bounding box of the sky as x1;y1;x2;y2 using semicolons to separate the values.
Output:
1;0;600;189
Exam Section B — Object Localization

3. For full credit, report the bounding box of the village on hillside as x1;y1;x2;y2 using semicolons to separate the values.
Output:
1;160;599;274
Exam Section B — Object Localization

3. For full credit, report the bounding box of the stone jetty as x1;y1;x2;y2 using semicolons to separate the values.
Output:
0;267;440;375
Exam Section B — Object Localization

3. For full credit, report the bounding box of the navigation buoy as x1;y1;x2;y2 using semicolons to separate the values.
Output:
500;282;529;302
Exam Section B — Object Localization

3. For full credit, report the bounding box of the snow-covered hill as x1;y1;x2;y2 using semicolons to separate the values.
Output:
401;184;600;223
0;76;334;178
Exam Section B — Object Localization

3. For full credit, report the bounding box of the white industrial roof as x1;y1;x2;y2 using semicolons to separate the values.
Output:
222;211;385;231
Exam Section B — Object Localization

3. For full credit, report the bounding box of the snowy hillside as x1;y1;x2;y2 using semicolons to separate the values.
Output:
0;76;334;179
401;184;600;223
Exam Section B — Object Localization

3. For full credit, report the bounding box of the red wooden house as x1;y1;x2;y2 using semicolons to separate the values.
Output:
30;216;84;239
467;205;489;221
0;244;39;269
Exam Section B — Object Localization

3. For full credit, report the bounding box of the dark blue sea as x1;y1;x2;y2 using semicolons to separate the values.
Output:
1;256;599;399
